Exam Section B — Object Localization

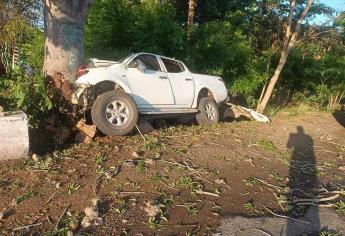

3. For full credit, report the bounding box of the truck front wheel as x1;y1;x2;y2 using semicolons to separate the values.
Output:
91;91;138;136
196;97;220;125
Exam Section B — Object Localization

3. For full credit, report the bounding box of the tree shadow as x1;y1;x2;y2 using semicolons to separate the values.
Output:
332;111;345;128
286;126;320;235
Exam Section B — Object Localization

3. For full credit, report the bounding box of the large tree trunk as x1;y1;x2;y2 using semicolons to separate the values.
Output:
256;0;314;113
43;0;91;102
187;0;197;31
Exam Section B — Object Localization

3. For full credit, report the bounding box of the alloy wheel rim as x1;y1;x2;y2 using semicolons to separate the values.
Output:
205;102;216;120
105;100;130;127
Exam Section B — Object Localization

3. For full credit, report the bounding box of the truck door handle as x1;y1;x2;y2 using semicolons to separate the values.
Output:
185;78;193;81
159;76;168;79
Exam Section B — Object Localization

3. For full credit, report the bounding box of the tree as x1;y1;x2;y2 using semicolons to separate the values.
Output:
187;0;197;31
43;0;92;102
256;0;314;113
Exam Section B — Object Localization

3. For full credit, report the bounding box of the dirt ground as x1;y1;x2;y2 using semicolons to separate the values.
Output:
0;111;344;235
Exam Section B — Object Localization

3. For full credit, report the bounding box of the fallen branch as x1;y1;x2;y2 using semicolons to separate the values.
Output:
118;191;145;195
135;124;146;141
159;160;213;184
93;175;104;195
292;194;340;204
263;206;316;226
159;181;180;191
252;177;284;191
44;192;57;206
12;222;43;231
253;228;273;236
195;190;219;197
54;204;70;231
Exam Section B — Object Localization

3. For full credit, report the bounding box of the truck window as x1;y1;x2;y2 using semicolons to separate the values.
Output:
161;57;184;73
128;54;161;71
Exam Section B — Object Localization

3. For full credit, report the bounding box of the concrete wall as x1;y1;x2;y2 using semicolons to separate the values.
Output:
0;111;29;161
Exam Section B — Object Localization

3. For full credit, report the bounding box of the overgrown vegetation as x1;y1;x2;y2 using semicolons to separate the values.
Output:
0;0;344;124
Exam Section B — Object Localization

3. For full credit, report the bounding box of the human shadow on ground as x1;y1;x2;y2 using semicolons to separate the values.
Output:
286;126;320;235
332;111;345;128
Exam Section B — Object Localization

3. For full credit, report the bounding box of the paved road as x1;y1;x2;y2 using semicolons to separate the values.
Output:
218;207;344;236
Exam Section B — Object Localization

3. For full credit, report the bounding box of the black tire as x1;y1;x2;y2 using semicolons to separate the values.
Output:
91;91;138;136
195;97;219;125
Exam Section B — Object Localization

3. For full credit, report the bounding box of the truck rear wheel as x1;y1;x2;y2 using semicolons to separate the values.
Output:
196;97;219;125
91;91;138;136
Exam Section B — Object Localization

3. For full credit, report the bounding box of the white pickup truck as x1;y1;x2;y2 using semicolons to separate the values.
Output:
72;53;228;136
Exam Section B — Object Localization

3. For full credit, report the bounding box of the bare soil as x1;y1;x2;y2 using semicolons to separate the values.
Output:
0;111;344;235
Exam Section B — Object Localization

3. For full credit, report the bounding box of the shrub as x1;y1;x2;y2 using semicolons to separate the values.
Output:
0;68;52;125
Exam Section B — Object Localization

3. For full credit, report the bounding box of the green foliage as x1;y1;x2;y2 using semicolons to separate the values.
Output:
85;0;185;57
1;0;342;122
187;13;253;79
0;69;52;124
21;28;45;70
0;24;50;125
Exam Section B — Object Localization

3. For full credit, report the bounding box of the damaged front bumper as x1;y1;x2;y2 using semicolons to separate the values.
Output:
71;83;92;107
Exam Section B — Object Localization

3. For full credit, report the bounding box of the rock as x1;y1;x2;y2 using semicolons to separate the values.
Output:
105;172;112;180
81;199;103;228
215;178;227;185
123;159;136;168
144;201;160;217
0;208;14;220
32;154;41;162
84;207;98;219
339;166;345;171
76;119;97;138
144;158;155;165
132;151;140;158
245;158;255;167
136;119;154;135
66;231;73;236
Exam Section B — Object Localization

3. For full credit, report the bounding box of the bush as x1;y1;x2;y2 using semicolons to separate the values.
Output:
0;68;52;125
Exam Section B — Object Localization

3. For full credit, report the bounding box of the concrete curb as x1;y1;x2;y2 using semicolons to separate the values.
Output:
0;110;29;161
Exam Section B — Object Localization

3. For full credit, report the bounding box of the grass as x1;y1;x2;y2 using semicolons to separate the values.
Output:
112;197;129;215
175;176;203;193
243;201;255;212
187;205;199;216
135;160;146;173
334;200;345;215
143;136;163;151
257;140;276;151
16;190;38;204
320;230;342;236
94;154;107;175
67;183;81;195
243;177;260;186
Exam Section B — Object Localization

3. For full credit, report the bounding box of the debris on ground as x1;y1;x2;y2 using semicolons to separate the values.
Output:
132;151;141;158
0;208;14;220
31;154;42;162
123;159;136;168
144;201;161;217
75;119;97;143
81;199;103;228
227;103;270;123
0;112;344;235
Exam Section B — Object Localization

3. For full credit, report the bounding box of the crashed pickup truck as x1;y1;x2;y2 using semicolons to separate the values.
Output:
72;53;229;136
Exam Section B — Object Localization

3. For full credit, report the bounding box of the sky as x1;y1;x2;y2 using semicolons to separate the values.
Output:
313;0;345;24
